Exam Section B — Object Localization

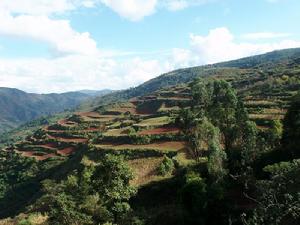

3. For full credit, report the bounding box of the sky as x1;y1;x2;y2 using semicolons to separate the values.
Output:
0;0;300;93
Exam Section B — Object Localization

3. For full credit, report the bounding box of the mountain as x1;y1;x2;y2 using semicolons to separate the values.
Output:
1;48;300;224
0;88;92;133
87;48;300;108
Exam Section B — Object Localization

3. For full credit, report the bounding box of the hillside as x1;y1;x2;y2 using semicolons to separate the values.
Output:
85;48;300;109
0;48;300;225
0;88;110;133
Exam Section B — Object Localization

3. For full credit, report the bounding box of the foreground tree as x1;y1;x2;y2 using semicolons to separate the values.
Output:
282;92;300;159
34;154;137;225
243;159;300;225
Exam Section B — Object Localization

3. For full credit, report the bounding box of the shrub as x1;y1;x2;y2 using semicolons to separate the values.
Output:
158;156;175;176
17;219;32;225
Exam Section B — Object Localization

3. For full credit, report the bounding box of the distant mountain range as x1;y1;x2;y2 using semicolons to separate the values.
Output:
0;88;112;133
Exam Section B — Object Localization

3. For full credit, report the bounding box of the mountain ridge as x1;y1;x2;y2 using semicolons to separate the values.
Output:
0;87;110;133
85;47;300;109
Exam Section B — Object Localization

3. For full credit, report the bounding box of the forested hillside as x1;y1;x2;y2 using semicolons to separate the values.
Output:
0;48;300;225
0;88;109;133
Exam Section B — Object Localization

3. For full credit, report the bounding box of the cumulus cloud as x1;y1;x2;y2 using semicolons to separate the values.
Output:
100;0;157;21
98;0;217;21
0;0;80;16
0;1;100;56
0;55;165;93
170;27;300;65
0;11;98;56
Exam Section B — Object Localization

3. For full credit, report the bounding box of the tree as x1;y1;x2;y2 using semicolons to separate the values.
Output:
180;172;208;225
282;92;300;159
187;117;220;161
191;79;247;152
34;154;137;225
207;140;228;185
91;154;137;223
243;159;300;225
240;121;258;166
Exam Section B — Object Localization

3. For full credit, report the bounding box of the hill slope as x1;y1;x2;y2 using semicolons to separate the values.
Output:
86;48;300;109
0;88;99;133
1;48;300;224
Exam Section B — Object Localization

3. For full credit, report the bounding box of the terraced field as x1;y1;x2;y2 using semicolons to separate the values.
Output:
4;60;300;186
3;89;191;185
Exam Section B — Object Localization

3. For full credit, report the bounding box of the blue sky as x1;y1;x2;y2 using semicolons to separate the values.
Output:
0;0;300;93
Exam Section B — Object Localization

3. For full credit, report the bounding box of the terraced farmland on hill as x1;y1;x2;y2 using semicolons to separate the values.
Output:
1;49;300;224
2;91;191;187
5;67;299;183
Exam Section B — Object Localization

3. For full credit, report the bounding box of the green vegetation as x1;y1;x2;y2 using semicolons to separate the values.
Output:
32;154;137;225
158;156;175;176
0;88;93;133
1;48;300;225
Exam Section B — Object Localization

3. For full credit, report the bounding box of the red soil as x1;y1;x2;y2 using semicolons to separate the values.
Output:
45;127;65;133
84;127;104;131
36;144;57;149
57;119;76;126
17;151;34;157
57;147;75;156
15;150;55;161
57;119;67;125
138;127;180;135
129;99;141;106
42;143;59;149
35;153;56;161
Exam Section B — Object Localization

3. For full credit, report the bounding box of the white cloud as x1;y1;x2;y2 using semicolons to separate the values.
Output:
0;0;76;16
100;0;157;21
0;0;217;24
0;0;100;57
242;32;291;40
0;11;98;56
2;26;300;93
0;55;165;93
97;0;216;21
170;27;300;65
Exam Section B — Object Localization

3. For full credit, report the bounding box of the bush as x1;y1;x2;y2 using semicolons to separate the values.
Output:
17;219;32;225
158;156;175;176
